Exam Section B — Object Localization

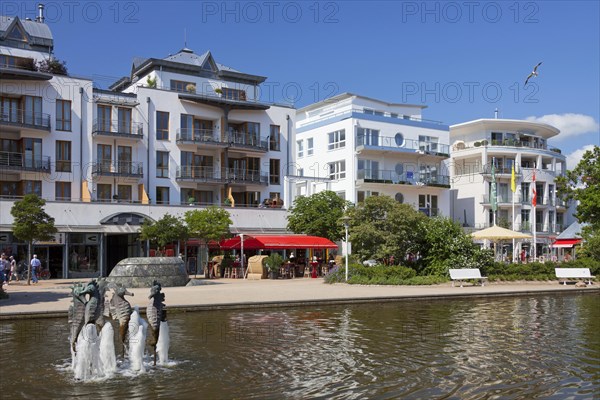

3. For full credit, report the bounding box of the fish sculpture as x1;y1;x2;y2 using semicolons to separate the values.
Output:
83;279;103;328
109;284;134;355
146;280;167;365
68;282;87;352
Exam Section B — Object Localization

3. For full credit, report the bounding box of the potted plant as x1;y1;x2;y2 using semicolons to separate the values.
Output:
214;88;223;95
146;76;157;88
223;198;232;207
186;83;196;93
265;253;283;279
188;196;196;205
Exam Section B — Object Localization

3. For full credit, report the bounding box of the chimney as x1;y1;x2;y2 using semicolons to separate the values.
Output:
36;4;45;23
494;108;499;119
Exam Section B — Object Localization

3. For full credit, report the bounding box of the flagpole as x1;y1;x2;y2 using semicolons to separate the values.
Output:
532;169;537;261
511;164;516;263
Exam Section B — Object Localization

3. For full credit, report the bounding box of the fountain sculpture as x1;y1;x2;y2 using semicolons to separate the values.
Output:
68;278;170;380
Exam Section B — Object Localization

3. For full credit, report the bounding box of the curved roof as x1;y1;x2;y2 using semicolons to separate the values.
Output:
220;235;338;250
450;119;560;139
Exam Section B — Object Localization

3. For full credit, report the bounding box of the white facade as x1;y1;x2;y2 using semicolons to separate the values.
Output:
449;118;573;257
293;93;451;217
0;11;295;278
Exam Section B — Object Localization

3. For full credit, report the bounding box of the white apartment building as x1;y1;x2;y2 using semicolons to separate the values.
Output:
449;118;572;258
0;8;293;279
293;93;451;217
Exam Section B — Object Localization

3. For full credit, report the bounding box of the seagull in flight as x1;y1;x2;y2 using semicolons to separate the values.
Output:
524;62;542;86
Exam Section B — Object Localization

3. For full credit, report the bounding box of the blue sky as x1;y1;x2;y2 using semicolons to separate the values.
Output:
7;1;599;164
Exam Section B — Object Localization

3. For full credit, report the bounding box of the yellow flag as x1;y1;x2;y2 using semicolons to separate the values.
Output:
511;164;516;193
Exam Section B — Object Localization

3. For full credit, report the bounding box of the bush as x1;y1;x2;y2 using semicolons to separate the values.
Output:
37;58;68;75
324;264;446;285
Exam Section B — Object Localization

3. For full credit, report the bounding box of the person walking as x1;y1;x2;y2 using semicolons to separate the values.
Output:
8;256;18;283
0;254;6;286
30;254;41;284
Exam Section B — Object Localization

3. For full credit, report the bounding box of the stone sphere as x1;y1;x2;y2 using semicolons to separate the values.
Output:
108;257;189;288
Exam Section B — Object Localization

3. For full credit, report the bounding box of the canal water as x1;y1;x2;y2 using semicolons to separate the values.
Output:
1;293;598;399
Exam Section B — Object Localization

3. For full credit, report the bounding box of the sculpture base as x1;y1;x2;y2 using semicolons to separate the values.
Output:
108;257;189;288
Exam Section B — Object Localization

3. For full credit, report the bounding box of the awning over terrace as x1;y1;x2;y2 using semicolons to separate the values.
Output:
220;235;338;250
551;239;582;248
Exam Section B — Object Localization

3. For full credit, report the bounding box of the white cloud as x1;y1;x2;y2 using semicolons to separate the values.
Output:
525;113;599;140
566;145;595;170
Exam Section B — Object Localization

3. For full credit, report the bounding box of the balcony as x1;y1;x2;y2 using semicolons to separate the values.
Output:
92;160;143;178
356;134;449;157
176;128;226;148
227;131;269;153
0;109;51;132
226;168;269;185
0;151;51;172
481;194;521;204
357;169;450;188
92;120;144;139
455;139;565;159
176;166;224;183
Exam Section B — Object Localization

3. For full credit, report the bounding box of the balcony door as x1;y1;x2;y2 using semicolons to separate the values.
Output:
118;107;132;134
117;146;132;174
1;97;19;123
97;105;111;132
97;144;112;172
23;138;42;168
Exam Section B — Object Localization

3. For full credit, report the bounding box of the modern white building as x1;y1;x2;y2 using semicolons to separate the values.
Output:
293;93;451;216
0;7;294;278
449;118;573;259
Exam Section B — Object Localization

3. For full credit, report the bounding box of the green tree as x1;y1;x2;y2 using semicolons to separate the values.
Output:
287;191;351;241
421;217;494;276
37;58;68;75
348;195;427;264
138;213;188;256
11;194;57;285
557;145;600;260
185;207;232;270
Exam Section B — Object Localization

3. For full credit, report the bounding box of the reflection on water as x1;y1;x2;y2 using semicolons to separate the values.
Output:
1;293;599;399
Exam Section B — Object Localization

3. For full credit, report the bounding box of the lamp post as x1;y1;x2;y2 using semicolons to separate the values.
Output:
341;216;350;282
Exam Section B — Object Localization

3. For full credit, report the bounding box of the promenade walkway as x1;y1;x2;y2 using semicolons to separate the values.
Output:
0;278;597;319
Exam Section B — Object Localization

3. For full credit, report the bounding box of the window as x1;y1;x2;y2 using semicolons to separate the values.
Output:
394;133;404;147
23;138;42;169
357;191;379;203
357;128;379;146
329;160;346;180
336;191;346;200
24;96;42;125
97;105;111;132
117;146;132;174
419;135;439;152
170;80;194;93
156;186;170;204
56;141;71;172
156;151;169;178
222;87;246;101
521;209;530;230
118;107;132;134
395;193;404;203
269;125;280;151
56;100;71;131
357;159;379;180
307;138;314;156
23;181;41;197
156;111;169;140
97;184;112;201
521;182;530;202
270;159;280;185
328;129;346;150
297;140;304;158
97;144;112;173
55;182;71;201
419;194;438;217
364;108;374;115
117;185;132;202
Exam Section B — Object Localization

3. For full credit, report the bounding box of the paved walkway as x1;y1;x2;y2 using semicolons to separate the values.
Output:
0;278;597;319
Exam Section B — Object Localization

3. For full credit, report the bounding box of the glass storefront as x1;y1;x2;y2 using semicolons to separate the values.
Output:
68;233;100;278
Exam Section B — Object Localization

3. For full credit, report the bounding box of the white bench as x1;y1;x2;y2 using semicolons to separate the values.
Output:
449;268;488;287
555;268;595;285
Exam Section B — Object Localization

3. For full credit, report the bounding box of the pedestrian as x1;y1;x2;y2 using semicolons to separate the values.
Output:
9;256;18;283
30;254;41;284
0;254;6;286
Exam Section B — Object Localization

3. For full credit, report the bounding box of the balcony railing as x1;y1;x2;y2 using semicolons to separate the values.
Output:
226;168;269;185
92;160;143;177
0;151;51;171
176;166;223;182
92;120;143;138
357;169;450;187
228;131;269;152
481;194;521;204
176;128;223;145
0;109;51;131
356;134;449;156
455;139;564;156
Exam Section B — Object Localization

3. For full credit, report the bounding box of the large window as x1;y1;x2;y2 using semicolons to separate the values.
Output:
97;144;112;173
357;128;379;146
270;159;281;185
170;80;194;93
23;138;42;169
221;87;246;101
156;151;169;178
419;194;438;217
156;111;169;140
117;107;132;134
156;186;170;204
307;138;314;156
23;96;42;125
269;125;280;151
56;100;71;131
55;181;71;201
329;160;346;180
118;185;132;202
97;105;111;132
328;129;346;150
23;180;41;197
56;141;71;172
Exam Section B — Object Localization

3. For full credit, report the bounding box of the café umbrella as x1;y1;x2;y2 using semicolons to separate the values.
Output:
471;225;532;260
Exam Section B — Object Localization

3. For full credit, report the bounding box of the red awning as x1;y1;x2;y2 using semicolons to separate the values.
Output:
551;238;582;248
219;235;338;250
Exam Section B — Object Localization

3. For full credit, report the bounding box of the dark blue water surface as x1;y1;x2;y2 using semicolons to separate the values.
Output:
1;293;598;399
